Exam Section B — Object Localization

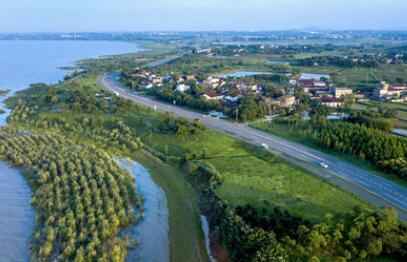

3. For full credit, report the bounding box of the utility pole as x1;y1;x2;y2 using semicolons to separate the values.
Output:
235;108;239;124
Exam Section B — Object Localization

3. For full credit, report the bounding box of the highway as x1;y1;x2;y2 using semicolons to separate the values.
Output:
99;73;407;222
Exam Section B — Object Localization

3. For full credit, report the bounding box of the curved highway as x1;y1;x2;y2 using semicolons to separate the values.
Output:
99;73;407;222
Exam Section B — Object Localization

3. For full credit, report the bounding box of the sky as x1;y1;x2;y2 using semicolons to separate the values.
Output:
0;0;406;32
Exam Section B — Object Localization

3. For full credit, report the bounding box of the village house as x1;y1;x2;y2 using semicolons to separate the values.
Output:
176;84;190;92
298;79;328;93
224;93;244;103
130;72;151;79
277;95;296;108
332;87;353;98
197;48;212;55
152;76;163;85
204;77;222;89
353;91;366;101
374;81;407;100
321;97;343;108
202;92;225;101
186;75;196;81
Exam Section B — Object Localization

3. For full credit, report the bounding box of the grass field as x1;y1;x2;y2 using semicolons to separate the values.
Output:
118;109;374;222
291;64;407;91
352;99;407;129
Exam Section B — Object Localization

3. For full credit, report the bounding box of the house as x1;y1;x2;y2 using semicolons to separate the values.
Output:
186;75;196;81
333;87;353;98
202;92;225;101
176;77;185;84
264;98;281;114
224;93;244;103
353;91;366;100
289;79;297;87
204;77;221;89
298;79;315;90
321;98;343;108
197;48;212;54
298;79;327;93
152;76;163;85
130;72;151;79
239;84;260;92
176;84;190;92
374;81;407;100
277;95;296;108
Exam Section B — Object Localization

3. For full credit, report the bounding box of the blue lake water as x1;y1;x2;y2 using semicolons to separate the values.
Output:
0;40;141;261
300;73;330;80
0;162;34;262
220;71;274;78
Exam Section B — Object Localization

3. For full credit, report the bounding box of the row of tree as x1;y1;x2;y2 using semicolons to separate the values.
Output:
270;118;407;179
0;127;141;262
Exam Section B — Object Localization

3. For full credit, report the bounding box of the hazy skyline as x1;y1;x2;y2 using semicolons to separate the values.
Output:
1;0;406;32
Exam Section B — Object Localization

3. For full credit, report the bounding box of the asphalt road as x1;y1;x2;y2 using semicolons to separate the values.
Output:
99;74;407;222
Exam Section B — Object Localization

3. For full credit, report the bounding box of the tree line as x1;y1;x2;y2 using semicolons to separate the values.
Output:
261;118;407;180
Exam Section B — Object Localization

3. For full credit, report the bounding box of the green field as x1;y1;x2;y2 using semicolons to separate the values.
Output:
351;99;407;129
120;109;374;222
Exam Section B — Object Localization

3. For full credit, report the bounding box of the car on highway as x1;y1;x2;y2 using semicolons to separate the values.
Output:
319;162;329;169
261;143;269;149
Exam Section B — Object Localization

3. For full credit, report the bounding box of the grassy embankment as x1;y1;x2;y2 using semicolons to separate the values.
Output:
133;151;209;262
251;121;407;188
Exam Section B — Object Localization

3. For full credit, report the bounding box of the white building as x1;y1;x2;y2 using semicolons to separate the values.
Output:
333;87;353;98
176;84;190;92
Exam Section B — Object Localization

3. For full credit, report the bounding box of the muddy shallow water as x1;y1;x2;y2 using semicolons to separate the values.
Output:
118;159;170;262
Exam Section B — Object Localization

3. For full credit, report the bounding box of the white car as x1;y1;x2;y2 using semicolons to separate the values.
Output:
261;143;269;149
319;162;329;169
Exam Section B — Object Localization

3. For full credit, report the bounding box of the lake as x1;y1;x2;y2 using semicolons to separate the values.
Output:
0;161;35;262
0;40;141;261
300;73;330;80
220;71;291;78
